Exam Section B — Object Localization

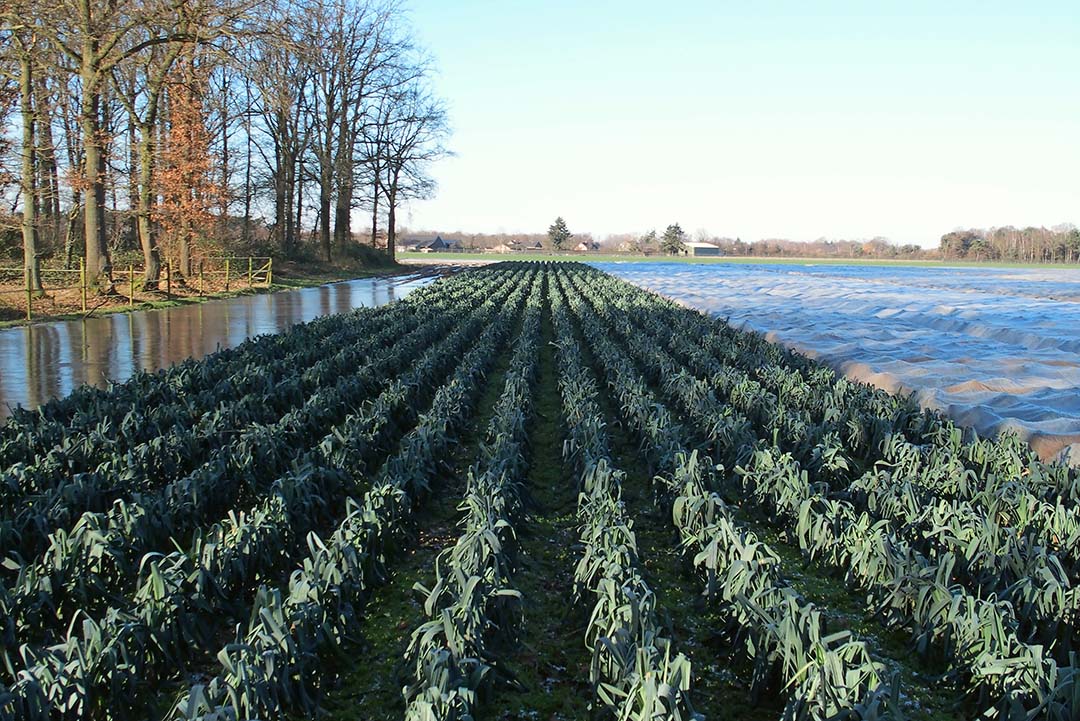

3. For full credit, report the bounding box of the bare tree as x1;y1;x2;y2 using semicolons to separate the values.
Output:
1;9;59;290
109;0;261;286
2;27;45;292
2;0;450;278
370;78;447;261
246;8;313;257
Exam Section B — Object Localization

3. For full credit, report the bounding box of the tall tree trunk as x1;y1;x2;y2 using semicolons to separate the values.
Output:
127;116;139;248
80;47;112;289
136;126;161;287
61;94;82;269
104;99;120;254
218;74;230;242
242;83;253;246
370;179;378;247
19;51;42;294
34;77;60;219
319;181;331;261
179;221;191;277
333;113;352;251
294;158;304;251
334;177;351;250
283;152;295;255
274;150;288;254
386;182;397;262
65;198;81;269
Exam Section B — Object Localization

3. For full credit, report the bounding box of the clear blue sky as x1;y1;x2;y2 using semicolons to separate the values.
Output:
401;1;1079;246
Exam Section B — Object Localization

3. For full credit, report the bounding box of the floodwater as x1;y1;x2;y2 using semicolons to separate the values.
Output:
0;273;434;418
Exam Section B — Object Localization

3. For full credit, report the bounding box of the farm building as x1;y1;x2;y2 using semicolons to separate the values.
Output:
681;241;722;257
415;235;463;252
573;241;600;252
401;235;436;250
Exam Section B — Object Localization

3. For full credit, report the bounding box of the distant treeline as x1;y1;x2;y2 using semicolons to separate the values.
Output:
940;226;1080;264
403;228;927;258
408;225;1080;264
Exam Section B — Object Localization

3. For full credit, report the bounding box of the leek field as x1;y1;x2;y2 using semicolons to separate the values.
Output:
2;262;1079;721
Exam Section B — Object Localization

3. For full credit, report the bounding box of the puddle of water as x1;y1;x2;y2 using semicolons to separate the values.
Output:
0;273;433;417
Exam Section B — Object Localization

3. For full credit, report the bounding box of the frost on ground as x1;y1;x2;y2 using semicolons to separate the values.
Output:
594;261;1080;463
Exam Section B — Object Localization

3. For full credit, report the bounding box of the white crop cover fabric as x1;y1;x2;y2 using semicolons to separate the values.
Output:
593;261;1080;464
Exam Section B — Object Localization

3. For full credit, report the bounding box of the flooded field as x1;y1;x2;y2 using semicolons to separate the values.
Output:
595;261;1080;462
0;273;433;417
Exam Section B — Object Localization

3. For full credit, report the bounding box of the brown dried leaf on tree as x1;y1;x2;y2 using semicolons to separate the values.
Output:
156;55;222;278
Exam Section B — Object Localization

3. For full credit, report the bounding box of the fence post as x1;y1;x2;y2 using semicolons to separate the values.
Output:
129;264;134;307
166;259;172;301
247;256;253;288
267;257;273;287
24;266;31;322
225;258;230;292
80;257;87;313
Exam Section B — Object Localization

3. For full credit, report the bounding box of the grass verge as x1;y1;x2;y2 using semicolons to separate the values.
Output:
306;303;518;720
480;297;593;720
570;303;783;720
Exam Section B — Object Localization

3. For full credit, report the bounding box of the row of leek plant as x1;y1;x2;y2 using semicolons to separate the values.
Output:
657;306;1080;592
549;274;700;721
157;269;533;721
0;305;434;563
0;272;531;720
579;268;1080;657
563;267;1080;719
0;299;418;501
556;268;894;721
583;264;1077;510
869;437;1080;576
0;270;518;656
0;268;535;721
0;273;438;464
847;469;1080;652
402;271;543;720
0;285;428;469
740;447;1078;719
0;273;501;561
2;311;448;646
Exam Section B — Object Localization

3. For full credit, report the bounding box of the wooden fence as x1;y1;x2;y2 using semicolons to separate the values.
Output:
0;256;272;322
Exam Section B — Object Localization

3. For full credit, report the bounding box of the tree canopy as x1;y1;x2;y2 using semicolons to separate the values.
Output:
548;216;572;250
660;223;686;255
0;0;449;287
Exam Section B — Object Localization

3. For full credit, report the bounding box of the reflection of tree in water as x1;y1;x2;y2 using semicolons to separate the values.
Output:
83;317;122;390
349;277;399;309
318;285;333;319
0;276;431;418
164;302;217;369
132;306;162;375
23;325;63;410
333;284;352;317
243;299;256;343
